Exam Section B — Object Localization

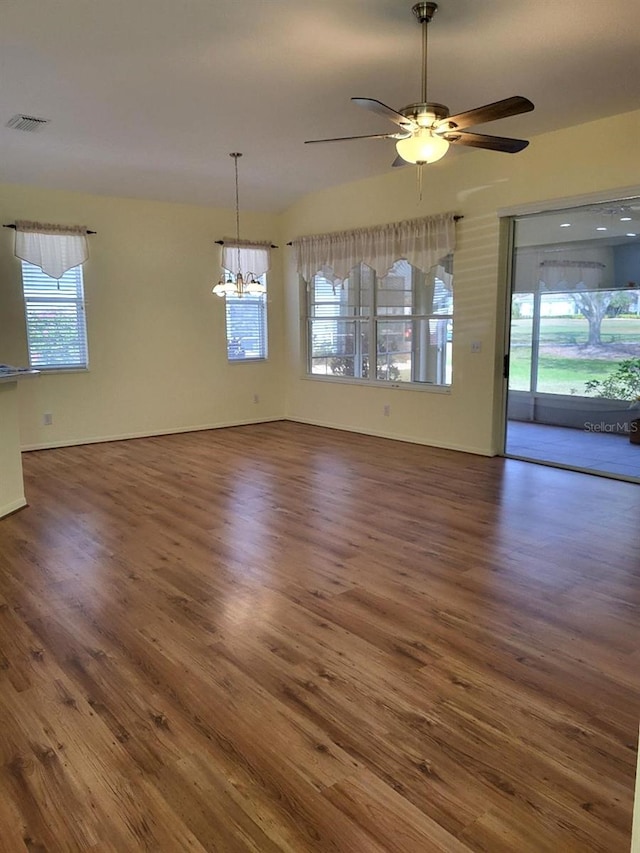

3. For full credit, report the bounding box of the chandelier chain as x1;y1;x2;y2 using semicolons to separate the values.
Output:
232;152;242;278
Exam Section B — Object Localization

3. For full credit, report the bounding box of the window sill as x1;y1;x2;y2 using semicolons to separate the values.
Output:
35;367;90;375
227;358;268;365
302;374;451;393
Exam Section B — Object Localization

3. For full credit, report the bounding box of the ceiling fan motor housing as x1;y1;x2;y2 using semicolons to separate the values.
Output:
400;102;450;128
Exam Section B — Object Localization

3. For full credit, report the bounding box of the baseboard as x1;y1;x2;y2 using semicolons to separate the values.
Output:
0;497;27;519
283;416;495;457
19;414;495;457
20;416;283;452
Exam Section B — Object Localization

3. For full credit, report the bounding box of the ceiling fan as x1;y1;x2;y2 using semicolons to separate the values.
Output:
305;2;534;167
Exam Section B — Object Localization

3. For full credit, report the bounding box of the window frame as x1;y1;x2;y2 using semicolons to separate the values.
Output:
306;259;453;389
21;261;89;372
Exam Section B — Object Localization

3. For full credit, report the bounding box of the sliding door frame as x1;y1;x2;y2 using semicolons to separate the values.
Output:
496;183;640;469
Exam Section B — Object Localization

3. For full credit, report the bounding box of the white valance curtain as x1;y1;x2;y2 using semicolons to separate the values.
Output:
222;240;271;278
14;220;89;279
513;246;614;293
539;259;607;290
293;212;456;283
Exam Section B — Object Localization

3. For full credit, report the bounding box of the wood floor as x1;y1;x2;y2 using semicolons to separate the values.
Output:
0;421;638;852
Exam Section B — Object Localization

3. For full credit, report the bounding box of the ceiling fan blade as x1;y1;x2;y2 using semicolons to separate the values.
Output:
444;130;529;153
392;155;409;168
305;132;406;144
352;97;417;130
442;96;534;130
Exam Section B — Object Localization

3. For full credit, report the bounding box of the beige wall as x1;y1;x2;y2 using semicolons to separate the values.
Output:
0;184;285;449
281;108;640;454
1;108;639;456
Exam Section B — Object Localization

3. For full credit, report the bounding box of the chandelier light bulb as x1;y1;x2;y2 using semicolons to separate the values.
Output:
212;276;237;298
395;129;450;165
245;277;266;297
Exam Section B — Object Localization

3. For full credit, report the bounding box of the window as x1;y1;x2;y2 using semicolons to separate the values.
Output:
21;261;88;370
510;286;640;395
509;205;640;399
225;274;268;361
308;259;453;386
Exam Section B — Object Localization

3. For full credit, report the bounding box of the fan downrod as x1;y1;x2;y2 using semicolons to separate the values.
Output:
412;2;438;24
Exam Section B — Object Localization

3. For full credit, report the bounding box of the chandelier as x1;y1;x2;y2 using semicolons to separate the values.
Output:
212;153;266;298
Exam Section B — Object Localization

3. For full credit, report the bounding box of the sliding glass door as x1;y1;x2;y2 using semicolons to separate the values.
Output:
504;198;640;481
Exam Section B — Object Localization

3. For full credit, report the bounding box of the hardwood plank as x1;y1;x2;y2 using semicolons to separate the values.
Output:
324;768;470;852
0;421;638;850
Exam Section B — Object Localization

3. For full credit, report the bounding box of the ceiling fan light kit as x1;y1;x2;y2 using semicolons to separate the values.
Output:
305;2;534;167
395;126;449;164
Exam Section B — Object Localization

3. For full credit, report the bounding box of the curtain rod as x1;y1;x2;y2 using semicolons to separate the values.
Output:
285;214;463;246
215;239;278;248
3;223;97;234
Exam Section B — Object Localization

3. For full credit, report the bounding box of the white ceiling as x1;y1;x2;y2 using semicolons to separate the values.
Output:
1;0;639;213
516;199;640;248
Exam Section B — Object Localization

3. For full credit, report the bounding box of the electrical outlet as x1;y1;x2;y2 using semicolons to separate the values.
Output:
253;393;260;404
471;341;482;353
43;412;53;426
383;404;391;417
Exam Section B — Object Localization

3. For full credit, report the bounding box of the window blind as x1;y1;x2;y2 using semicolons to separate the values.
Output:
22;262;88;369
225;294;267;361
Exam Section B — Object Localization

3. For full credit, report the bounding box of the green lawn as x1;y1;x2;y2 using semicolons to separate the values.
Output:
509;351;620;394
509;317;640;395
510;316;640;346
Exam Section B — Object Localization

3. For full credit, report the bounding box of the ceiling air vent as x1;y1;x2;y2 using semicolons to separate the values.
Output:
6;114;50;132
